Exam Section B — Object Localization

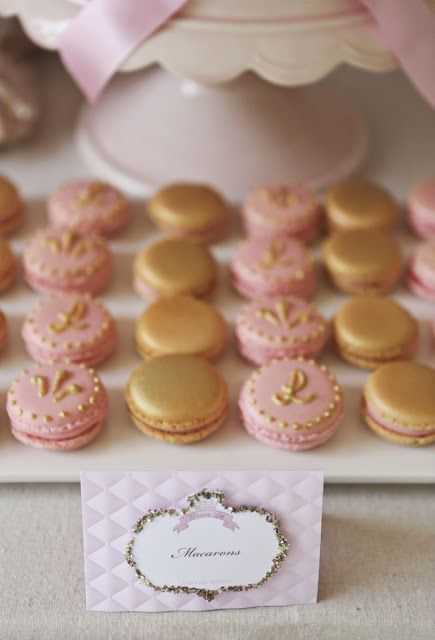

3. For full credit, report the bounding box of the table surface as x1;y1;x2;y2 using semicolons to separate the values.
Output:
1;58;435;484
1;56;435;638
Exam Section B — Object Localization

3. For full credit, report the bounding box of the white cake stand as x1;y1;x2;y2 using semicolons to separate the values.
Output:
0;0;398;197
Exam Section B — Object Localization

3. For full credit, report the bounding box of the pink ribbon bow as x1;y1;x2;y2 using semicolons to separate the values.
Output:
59;0;189;103
60;0;435;107
361;0;435;108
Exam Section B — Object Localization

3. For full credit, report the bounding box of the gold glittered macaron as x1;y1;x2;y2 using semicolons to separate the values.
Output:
135;295;227;360
333;297;418;369
133;238;218;300
325;178;399;233
148;182;229;243
322;229;403;295
362;361;435;446
0;175;23;235
125;354;229;444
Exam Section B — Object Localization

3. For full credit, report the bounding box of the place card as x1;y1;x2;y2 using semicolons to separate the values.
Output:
81;469;324;612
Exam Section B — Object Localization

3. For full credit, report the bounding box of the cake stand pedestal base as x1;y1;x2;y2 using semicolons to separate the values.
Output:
77;68;368;200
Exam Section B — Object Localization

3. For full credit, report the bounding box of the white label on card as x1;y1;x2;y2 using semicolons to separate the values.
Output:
125;489;288;601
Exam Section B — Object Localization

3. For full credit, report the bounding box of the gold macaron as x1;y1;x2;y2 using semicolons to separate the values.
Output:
0;175;23;235
148;182;229;243
333;296;418;369
135;295;227;360
325;178;399;233
133;238;218;300
362;361;435;446
125;354;229;444
322;229;403;294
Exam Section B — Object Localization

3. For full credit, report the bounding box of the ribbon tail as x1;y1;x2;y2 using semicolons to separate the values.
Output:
361;0;435;109
59;0;189;103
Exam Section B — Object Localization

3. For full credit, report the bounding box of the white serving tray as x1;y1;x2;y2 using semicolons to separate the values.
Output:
0;58;434;483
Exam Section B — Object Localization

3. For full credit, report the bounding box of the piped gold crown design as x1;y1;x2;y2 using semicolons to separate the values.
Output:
49;300;88;334
256;239;291;270
256;299;310;329
30;369;82;402
44;230;95;257
272;369;315;406
75;182;106;206
262;186;300;207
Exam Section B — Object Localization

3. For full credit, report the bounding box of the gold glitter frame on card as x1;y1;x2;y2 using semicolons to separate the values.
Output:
125;489;289;601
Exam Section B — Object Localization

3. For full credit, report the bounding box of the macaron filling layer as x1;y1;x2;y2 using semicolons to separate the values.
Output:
334;335;418;366
11;420;103;451
362;399;435;438
231;265;316;300
408;210;435;236
407;265;435;299
24;263;112;295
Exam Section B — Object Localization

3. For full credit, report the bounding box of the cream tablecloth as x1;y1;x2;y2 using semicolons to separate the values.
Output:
0;483;434;639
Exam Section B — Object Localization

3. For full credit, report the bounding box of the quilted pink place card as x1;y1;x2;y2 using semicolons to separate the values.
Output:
80;469;324;612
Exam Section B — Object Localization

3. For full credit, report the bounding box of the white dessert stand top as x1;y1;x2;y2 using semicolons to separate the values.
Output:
0;0;399;85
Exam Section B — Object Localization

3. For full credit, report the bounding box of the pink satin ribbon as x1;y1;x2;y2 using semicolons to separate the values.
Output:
59;0;189;103
361;0;435;108
60;0;435;107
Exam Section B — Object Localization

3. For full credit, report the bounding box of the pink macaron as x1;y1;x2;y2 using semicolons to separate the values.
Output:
242;183;321;242
239;357;344;451
48;179;129;235
230;237;316;300
22;293;117;366
235;296;329;366
407;177;435;239
6;363;108;451
23;227;112;294
406;240;435;301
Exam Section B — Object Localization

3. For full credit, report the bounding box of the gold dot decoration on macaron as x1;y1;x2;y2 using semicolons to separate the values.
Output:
333;296;418;369
322;229;403;294
133;238;217;298
325;178;399;232
148;182;228;240
135;295;227;360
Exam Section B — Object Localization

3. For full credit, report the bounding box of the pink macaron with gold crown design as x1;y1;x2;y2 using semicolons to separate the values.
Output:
242;183;321;242
230;237;316;300
48;179;129;235
235;296;329;365
23;227;112;294
6;363;108;451
239;357;344;451
22;293;117;366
